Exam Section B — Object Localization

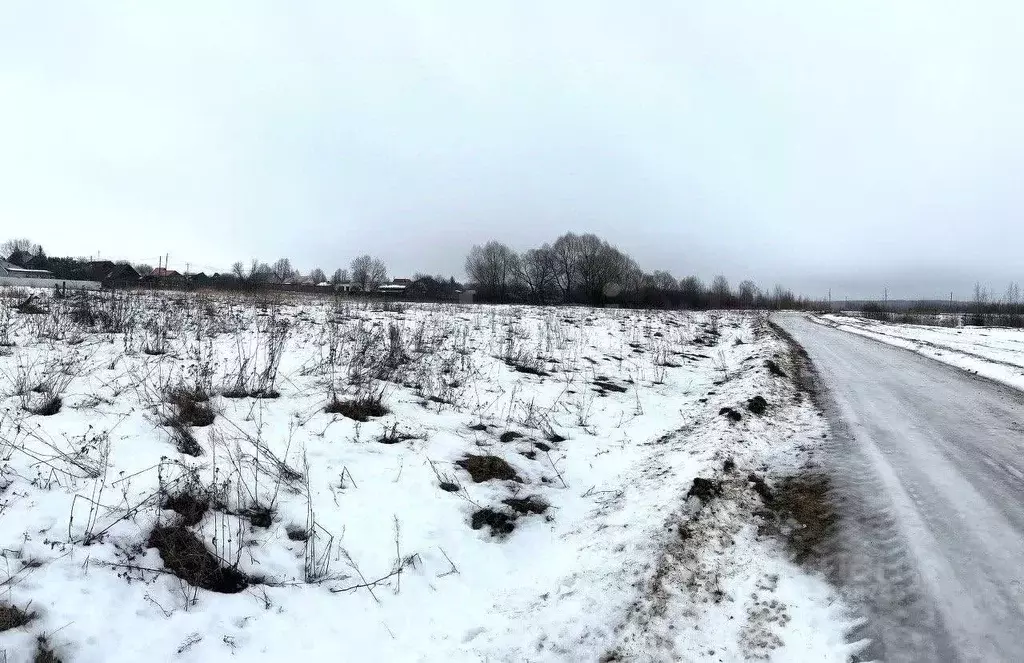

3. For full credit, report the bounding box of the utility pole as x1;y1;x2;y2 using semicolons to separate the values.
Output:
828;288;832;311
165;254;169;273
884;287;888;306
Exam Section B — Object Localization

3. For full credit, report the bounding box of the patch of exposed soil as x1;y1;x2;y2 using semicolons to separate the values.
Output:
456;455;521;482
719;407;742;422
471;508;516;536
687;477;723;503
756;473;836;564
502;496;550;515
747;396;768;415
593;379;629;394
747;473;774;504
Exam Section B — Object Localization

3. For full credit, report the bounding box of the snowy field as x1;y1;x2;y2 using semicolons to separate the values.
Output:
816;314;1024;392
0;288;858;662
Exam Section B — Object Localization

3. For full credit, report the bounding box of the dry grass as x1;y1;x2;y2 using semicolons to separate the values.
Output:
0;602;35;632
325;393;389;421
166;385;215;427
34;636;62;663
148;524;250;594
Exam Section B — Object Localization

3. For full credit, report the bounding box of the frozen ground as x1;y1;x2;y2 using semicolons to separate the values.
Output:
815;313;1024;391
0;289;858;662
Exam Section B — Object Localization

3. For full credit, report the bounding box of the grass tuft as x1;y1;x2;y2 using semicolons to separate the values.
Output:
148;524;251;594
325;392;389;421
0;603;35;632
34;636;62;663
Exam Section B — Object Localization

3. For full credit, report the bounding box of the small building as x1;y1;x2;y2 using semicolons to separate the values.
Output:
83;261;141;285
406;276;463;301
377;283;408;295
0;257;53;279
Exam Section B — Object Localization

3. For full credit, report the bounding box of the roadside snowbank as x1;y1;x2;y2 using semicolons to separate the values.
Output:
814;313;1024;392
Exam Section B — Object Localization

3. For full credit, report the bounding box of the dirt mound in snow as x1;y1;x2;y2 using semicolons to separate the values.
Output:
456;455;521;482
502;496;550;515
747;396;768;415
687;477;723;503
719;407;742;422
471;508;517;536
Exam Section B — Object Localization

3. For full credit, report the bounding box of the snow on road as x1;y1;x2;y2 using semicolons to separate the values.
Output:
778;313;1024;663
814;313;1024;392
0;291;856;662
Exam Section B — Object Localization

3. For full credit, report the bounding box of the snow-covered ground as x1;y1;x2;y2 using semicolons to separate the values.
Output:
815;314;1024;392
0;288;858;662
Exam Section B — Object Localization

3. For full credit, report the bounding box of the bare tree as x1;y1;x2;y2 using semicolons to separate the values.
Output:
1;238;40;261
135;264;154;277
516;245;557;303
679;276;706;308
330;268;349;285
271;258;294;282
650;270;677;292
575;234;632;305
465;241;519;302
249;260;272;282
973;282;989;307
231;261;246;279
351;255;388;291
737;280;759;308
711;275;732;308
551;233;582;303
772;284;794;309
1003;282;1020;306
309;268;327;284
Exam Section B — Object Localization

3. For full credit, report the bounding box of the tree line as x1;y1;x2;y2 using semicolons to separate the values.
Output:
224;254;389;290
465;232;807;309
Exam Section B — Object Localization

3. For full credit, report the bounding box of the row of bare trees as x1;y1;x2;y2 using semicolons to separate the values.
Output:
228;255;388;290
466;233;805;309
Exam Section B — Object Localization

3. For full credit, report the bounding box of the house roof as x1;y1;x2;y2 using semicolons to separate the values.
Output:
0;257;52;276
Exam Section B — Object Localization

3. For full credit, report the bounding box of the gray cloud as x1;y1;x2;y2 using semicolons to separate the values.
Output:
2;1;1022;299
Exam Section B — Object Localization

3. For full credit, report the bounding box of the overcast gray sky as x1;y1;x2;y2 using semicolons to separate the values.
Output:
2;1;1022;299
